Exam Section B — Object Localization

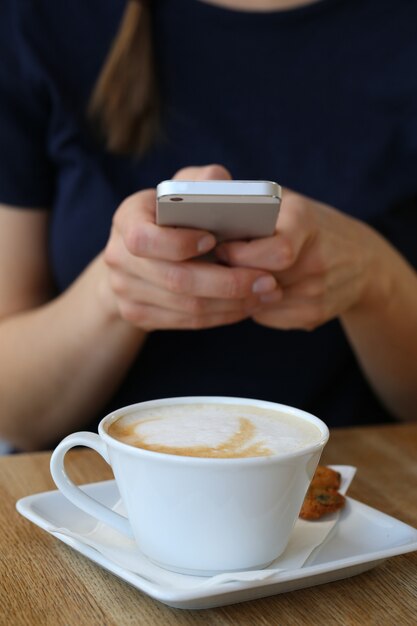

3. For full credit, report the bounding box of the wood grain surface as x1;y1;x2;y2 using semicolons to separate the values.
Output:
1;423;416;626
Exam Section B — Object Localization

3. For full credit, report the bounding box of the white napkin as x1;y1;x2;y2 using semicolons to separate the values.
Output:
48;465;356;589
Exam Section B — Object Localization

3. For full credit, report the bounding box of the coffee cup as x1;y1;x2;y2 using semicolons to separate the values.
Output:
50;396;329;575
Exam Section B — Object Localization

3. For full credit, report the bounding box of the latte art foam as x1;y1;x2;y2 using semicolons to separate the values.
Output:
107;404;322;458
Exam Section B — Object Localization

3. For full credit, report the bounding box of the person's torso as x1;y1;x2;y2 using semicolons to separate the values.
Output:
14;0;417;426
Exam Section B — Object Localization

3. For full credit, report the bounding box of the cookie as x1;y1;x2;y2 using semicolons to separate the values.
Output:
310;465;341;490
299;487;346;520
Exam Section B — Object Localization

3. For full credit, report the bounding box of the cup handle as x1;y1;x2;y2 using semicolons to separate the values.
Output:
50;432;134;538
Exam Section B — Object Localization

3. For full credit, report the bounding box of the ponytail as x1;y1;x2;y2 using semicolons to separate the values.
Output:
88;0;158;156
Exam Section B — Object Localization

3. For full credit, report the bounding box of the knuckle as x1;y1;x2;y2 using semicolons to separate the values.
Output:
103;239;119;268
224;272;244;299
108;271;127;297
172;237;195;261
183;296;205;316
118;300;140;324
164;264;191;294
124;226;151;256
119;301;154;331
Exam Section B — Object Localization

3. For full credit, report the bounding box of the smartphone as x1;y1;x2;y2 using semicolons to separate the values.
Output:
156;180;281;241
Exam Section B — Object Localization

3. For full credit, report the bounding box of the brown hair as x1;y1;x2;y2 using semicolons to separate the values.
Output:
88;0;158;156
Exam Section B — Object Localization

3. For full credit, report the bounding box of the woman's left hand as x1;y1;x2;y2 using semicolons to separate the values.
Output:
216;188;417;421
215;189;385;330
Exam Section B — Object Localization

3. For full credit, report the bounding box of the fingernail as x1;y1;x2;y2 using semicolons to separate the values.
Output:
252;276;277;294
197;235;216;253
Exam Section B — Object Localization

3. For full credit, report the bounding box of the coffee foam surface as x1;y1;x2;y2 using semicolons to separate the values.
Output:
107;404;322;458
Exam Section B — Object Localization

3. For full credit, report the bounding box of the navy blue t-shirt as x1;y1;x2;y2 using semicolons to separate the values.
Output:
1;0;417;429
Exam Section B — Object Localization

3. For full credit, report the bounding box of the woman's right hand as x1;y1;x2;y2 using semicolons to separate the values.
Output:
103;165;280;331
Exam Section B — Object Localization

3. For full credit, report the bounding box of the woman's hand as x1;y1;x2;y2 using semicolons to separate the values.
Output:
103;165;279;331
215;189;388;330
217;188;417;421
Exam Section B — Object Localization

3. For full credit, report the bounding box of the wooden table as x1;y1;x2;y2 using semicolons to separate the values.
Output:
1;423;416;625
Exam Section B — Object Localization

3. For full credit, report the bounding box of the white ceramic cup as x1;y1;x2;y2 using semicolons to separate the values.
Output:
50;396;329;576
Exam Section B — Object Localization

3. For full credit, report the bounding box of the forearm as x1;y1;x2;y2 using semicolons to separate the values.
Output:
341;233;417;421
0;255;146;450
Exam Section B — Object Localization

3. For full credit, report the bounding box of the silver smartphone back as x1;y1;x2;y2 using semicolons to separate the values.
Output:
156;180;281;241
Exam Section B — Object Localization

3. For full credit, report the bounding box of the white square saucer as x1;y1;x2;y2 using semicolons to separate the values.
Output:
16;471;417;609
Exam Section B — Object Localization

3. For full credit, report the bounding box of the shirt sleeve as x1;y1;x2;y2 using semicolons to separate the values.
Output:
0;0;53;208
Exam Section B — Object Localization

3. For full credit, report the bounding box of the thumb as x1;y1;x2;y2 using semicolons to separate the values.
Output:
173;163;232;181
